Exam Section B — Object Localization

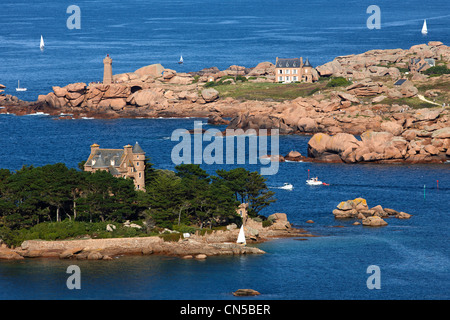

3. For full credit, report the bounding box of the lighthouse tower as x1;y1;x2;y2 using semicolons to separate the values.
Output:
103;54;113;84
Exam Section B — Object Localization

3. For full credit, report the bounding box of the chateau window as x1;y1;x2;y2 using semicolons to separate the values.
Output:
139;172;142;178
285;76;290;81
285;69;290;74
293;69;298;74
136;162;139;166
293;76;298;81
278;69;282;74
279;76;283;82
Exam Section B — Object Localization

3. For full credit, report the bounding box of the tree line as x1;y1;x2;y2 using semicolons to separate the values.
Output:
0;161;275;237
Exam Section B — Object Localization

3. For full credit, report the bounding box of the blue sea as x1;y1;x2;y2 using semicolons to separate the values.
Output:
0;0;450;300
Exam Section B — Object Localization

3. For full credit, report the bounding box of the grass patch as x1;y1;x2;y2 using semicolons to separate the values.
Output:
416;79;450;92
215;82;327;101
326;77;352;88
373;97;437;109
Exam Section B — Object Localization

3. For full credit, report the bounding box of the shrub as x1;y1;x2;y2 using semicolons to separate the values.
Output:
262;220;273;228
159;233;182;242
326;77;352;88
423;65;450;76
172;224;196;234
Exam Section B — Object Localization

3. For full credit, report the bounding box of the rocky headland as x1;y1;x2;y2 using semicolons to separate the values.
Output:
1;41;449;164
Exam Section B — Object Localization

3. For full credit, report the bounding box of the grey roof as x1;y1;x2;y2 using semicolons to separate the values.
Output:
86;149;124;167
108;166;120;176
132;142;145;154
276;58;301;68
92;155;108;168
303;58;312;67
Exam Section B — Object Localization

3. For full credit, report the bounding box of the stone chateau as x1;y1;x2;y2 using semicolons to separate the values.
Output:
275;57;318;83
84;142;146;191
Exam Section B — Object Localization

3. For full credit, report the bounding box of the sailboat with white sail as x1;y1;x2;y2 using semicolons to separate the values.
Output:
178;55;183;64
236;225;246;245
16;80;27;92
40;35;45;50
421;20;428;35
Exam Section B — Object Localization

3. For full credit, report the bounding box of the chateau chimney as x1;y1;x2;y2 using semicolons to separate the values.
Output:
124;144;132;155
91;143;100;154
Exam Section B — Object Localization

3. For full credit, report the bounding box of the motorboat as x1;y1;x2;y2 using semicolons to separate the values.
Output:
306;177;323;185
280;183;293;190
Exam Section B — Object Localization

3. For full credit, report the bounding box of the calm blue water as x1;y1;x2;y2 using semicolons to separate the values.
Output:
0;115;449;300
0;0;449;300
0;0;449;101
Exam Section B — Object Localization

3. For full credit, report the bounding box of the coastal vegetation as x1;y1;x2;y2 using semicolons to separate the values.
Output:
0;163;275;247
423;65;450;77
325;77;353;88
214;81;327;101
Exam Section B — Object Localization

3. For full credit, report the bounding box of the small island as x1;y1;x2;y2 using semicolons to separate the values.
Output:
0;155;311;260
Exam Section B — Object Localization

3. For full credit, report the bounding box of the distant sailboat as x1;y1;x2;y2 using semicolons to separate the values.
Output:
421;20;428;35
178;55;183;64
40;35;45;50
237;225;246;245
16;80;27;92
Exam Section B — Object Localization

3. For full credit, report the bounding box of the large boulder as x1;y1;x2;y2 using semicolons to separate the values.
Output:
0;246;24;260
362;216;388;227
134;64;165;78
65;82;86;93
380;121;403;136
201;88;219;102
129;89;166;108
307;132;360;162
431;127;450;139
247;62;275;77
316;60;344;77
267;213;291;230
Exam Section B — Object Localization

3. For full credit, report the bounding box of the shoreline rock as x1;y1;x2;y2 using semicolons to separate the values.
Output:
332;198;411;226
2;215;312;260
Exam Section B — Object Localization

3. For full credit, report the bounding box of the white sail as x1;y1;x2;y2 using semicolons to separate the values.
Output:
179;55;183;63
16;80;27;92
40;35;45;50
421;20;428;34
237;225;246;245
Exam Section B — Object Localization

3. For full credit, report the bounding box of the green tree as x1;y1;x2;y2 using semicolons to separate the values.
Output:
215;168;275;217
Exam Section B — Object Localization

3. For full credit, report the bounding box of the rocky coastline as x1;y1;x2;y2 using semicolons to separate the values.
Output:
1;41;449;165
0;213;313;261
